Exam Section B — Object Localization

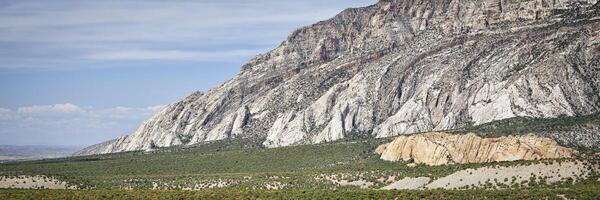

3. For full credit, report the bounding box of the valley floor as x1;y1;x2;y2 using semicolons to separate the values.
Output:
1;115;599;199
2;181;600;200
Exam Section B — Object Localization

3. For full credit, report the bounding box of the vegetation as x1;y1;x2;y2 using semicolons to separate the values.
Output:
2;181;600;200
451;113;600;153
0;115;599;199
457;112;600;137
0;137;475;189
1;136;581;190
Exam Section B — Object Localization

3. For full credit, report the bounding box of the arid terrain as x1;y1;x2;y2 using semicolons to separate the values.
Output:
1;0;599;199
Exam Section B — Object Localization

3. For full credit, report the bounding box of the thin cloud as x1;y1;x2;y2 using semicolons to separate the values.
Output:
17;103;83;114
146;105;166;113
91;105;166;120
0;1;356;30
0;108;11;114
0;0;376;69
86;49;265;61
0;107;11;120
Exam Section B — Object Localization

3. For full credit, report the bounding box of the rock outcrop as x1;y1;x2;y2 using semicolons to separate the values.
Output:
76;0;600;156
376;132;576;165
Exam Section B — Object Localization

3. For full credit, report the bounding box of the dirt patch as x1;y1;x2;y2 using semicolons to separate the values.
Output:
426;161;596;189
153;179;231;190
316;174;375;189
0;175;74;189
337;180;374;188
381;177;430;190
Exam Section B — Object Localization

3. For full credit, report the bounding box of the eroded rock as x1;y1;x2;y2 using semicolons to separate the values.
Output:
376;132;576;165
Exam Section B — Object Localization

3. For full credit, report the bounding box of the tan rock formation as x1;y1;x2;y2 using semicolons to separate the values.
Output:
376;132;576;166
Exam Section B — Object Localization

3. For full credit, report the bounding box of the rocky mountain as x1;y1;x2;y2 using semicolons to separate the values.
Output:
75;0;600;156
375;132;575;165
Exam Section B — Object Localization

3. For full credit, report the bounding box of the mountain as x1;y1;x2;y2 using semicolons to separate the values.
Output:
75;0;600;156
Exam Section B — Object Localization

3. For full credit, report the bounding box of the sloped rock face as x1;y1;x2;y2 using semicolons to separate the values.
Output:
76;0;600;155
375;132;575;165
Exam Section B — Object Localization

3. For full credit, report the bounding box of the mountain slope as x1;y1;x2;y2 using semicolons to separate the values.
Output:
76;0;600;156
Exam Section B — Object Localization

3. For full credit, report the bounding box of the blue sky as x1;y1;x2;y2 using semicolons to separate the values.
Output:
0;0;376;146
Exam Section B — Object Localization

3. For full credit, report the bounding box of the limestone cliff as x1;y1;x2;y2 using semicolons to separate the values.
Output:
76;0;600;156
375;132;576;165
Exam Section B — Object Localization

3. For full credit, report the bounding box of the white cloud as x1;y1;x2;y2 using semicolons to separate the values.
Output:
0;108;11;114
146;105;166;113
86;49;264;61
17;103;83;114
11;103;165;121
0;103;166;145
0;107;12;120
91;105;165;120
7;103;165;127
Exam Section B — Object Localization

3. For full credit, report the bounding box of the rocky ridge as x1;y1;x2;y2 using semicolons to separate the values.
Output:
76;0;600;156
375;132;575;165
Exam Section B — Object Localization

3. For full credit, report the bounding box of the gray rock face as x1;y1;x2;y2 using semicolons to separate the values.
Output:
75;0;600;156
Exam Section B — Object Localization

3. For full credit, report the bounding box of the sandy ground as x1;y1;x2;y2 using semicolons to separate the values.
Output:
381;177;430;190
380;161;597;190
316;174;375;189
336;180;374;188
426;161;595;189
0;175;74;189
153;179;231;190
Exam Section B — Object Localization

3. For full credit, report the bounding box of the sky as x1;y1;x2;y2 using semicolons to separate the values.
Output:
0;0;377;147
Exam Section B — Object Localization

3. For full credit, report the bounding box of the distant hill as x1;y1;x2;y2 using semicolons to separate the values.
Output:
0;145;80;162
